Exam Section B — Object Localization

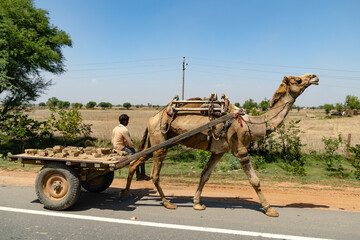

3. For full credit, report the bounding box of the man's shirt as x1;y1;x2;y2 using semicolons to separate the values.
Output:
111;124;133;151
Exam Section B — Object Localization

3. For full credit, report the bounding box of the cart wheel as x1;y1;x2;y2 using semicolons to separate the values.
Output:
35;162;81;210
81;171;114;192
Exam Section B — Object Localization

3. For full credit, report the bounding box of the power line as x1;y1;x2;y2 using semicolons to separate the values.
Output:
189;56;360;73
67;57;179;67
67;63;178;72
190;63;360;81
189;69;360;89
44;69;179;80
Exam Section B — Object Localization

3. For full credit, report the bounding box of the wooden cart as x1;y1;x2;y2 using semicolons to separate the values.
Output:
8;113;235;210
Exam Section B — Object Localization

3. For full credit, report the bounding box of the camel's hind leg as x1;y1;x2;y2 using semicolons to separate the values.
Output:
236;151;279;217
151;148;177;209
193;153;224;210
119;154;151;199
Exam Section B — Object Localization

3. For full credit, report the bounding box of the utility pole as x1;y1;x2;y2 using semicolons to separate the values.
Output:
182;56;188;100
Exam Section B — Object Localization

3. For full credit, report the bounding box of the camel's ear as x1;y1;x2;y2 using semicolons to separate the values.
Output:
270;82;287;107
282;76;289;84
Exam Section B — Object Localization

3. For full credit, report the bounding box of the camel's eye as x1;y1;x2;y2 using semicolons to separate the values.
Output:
296;79;302;84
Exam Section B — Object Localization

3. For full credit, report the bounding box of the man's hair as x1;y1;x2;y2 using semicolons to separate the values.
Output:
119;114;130;124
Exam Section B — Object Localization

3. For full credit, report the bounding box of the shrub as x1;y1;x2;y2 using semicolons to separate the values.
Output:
250;155;266;170
276;120;306;175
228;154;241;170
49;108;92;141
167;145;197;162
321;135;344;177
349;144;360;180
0;112;53;147
249;133;280;163
196;150;211;168
249;120;306;176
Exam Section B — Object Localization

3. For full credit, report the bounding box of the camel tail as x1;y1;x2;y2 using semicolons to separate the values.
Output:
138;127;149;152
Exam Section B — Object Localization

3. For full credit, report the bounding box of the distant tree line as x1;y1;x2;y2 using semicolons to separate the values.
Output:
37;98;167;110
39;94;358;113
320;95;360;115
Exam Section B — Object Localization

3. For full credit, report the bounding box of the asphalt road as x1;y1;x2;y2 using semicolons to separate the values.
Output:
0;184;359;240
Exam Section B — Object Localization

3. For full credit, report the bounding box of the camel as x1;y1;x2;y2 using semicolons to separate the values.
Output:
120;73;319;217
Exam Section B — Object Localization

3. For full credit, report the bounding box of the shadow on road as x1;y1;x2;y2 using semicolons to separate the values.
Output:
31;186;265;214
31;186;330;214
283;203;330;209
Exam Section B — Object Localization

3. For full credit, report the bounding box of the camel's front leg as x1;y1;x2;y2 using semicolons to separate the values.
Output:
193;153;224;210
119;154;151;199
151;148;177;209
237;152;279;217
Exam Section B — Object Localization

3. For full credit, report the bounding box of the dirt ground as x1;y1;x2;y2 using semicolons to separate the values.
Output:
1;169;359;213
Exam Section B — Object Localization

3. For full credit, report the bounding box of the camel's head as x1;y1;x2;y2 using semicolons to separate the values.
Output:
270;73;319;107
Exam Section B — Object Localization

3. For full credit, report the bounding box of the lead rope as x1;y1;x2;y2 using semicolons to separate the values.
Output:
207;96;222;143
159;108;176;135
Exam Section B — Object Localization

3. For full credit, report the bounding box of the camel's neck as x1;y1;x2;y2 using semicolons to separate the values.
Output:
266;93;295;129
247;93;294;139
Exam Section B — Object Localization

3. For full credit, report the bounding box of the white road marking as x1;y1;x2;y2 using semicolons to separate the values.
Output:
0;206;331;240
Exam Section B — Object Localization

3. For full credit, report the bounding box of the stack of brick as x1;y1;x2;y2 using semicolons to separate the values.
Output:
24;145;128;160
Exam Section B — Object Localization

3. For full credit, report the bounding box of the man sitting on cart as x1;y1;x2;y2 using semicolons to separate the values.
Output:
112;114;151;181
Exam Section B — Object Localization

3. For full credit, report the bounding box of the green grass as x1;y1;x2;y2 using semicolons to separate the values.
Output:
0;155;40;171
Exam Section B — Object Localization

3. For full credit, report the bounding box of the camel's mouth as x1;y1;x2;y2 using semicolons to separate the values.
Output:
309;76;319;85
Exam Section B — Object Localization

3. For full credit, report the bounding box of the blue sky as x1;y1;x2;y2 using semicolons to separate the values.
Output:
34;0;360;107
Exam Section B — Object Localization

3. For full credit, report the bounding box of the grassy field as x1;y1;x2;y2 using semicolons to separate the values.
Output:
28;107;360;153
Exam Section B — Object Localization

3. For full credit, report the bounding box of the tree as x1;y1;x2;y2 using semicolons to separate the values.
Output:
345;95;360;110
46;97;59;109
72;102;83;109
86;101;97;109
234;102;240;108
323;104;334;114
38;102;46;107
57;101;70;109
98;102;112;110
123;102;132;110
243;98;258;112
259;98;270;111
0;0;72;115
335;103;343;112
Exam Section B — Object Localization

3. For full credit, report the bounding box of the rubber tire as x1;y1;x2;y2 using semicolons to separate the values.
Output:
35;162;81;211
81;171;114;192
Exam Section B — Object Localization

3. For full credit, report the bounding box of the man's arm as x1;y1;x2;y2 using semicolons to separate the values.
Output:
123;129;134;148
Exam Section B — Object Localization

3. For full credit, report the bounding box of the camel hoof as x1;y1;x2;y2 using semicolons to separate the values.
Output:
163;201;177;209
193;203;206;210
265;207;279;217
119;190;128;199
